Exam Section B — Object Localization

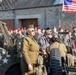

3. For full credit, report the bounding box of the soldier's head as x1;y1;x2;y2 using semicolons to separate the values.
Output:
73;30;76;37
37;27;42;34
65;29;70;33
44;28;52;38
18;29;22;35
20;27;24;32
59;27;64;32
26;24;35;36
73;26;76;31
52;26;57;32
51;34;60;43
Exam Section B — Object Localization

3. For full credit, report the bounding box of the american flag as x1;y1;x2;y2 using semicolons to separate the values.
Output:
62;0;76;13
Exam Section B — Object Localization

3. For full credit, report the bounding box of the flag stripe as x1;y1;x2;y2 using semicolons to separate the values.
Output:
62;0;76;13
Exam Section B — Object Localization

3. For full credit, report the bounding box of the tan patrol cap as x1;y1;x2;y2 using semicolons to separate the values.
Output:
27;24;34;29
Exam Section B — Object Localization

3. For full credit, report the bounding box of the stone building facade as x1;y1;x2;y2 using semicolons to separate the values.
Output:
0;0;76;30
14;5;61;29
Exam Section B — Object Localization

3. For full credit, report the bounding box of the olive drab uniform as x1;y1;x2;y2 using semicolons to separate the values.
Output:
20;35;39;75
46;42;67;60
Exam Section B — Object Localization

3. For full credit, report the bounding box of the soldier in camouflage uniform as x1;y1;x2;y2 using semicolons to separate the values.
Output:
58;27;64;43
16;30;23;51
16;29;24;57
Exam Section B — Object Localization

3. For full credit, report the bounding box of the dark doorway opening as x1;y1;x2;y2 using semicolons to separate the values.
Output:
21;18;38;27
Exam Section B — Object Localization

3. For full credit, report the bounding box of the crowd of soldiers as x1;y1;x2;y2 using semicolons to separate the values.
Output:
0;25;75;52
0;25;76;75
